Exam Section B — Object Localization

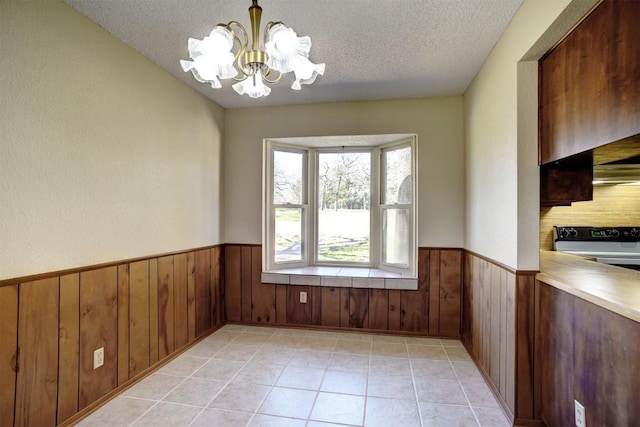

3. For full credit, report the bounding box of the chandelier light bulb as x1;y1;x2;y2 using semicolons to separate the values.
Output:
232;68;272;98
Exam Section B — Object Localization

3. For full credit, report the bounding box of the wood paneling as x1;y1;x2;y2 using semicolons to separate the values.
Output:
158;256;175;360
515;274;535;420
439;250;462;336
187;252;196;341
540;184;640;250
15;278;59;426
211;246;222;327
1;245;223;426
0;285;18;427
224;246;242;322
462;252;537;424
225;245;461;336
401;248;430;332
149;259;159;365
369;289;388;330
539;0;640;164
117;264;129;385
173;253;189;348
339;288;350;328
536;280;640;426
349;288;369;329
251;246;276;323
240;247;253;321
489;265;501;387
505;272;516;413
321;287;340;327
427;250;438;334
388;290;401;331
287;285;312;325
79;267;118;410
276;285;287;324
58;274;80;423
129;261;150;377
195;249;212;336
311;286;322;326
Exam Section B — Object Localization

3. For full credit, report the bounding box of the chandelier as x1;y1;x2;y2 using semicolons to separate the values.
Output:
180;0;325;99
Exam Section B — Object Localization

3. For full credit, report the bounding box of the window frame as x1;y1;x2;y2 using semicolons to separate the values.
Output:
379;140;417;275
312;147;375;268
263;143;309;270
263;136;417;277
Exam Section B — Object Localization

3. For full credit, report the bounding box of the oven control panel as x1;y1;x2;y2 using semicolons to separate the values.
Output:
554;226;640;242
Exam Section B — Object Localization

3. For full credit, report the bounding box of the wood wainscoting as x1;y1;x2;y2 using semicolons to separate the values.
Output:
462;252;538;425
535;280;640;426
224;246;463;337
0;246;223;427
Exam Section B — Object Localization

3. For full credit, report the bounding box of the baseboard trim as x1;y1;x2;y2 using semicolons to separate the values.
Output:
226;320;462;339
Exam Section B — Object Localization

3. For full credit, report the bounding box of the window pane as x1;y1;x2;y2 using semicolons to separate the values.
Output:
384;146;412;205
383;208;409;267
275;208;302;262
317;152;370;262
274;150;303;204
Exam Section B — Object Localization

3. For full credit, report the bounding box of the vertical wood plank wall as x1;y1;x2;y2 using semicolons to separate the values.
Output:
0;246;223;427
461;252;537;424
223;246;463;336
535;280;640;426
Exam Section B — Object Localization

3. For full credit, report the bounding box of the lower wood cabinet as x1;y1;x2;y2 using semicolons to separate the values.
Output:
535;280;640;426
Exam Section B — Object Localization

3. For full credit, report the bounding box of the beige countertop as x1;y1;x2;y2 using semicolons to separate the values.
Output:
538;250;640;323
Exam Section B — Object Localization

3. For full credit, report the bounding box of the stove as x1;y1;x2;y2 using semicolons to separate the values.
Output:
553;226;640;270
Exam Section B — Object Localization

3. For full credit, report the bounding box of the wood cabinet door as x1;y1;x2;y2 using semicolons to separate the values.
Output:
539;0;640;165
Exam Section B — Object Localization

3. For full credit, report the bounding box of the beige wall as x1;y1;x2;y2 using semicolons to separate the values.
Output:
0;1;225;280
464;0;597;270
224;97;464;247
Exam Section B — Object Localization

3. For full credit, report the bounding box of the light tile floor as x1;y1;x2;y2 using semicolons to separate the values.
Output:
77;325;511;427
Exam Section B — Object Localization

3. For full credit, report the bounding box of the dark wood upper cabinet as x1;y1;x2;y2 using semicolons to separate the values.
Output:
539;0;640;165
540;156;593;207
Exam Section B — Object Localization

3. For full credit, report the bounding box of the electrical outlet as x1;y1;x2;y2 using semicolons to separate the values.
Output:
93;347;104;369
575;399;586;427
300;291;307;303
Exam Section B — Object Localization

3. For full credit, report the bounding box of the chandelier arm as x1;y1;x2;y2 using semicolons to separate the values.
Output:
226;21;253;78
263;21;284;46
233;37;250;78
262;70;282;84
227;21;248;48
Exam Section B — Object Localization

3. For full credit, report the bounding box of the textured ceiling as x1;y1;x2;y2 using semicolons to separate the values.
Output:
64;0;524;109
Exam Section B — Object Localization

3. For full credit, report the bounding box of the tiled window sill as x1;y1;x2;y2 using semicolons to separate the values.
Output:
261;267;418;290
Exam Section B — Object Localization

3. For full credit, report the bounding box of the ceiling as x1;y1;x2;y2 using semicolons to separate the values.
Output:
64;0;524;109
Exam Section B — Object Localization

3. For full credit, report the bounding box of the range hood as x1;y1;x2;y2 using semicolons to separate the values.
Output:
593;164;640;185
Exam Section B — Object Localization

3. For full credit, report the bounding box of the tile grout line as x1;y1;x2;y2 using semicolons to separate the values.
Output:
187;327;257;427
125;352;213;427
181;325;272;427
360;340;372;427
247;327;312;426
90;326;494;427
408;337;426;427
444;345;482;427
232;327;283;427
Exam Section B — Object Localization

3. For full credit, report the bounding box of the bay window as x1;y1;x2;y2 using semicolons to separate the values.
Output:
264;135;417;277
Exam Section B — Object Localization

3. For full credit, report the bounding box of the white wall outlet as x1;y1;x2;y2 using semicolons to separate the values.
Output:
300;291;307;303
575;399;586;427
93;347;104;369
